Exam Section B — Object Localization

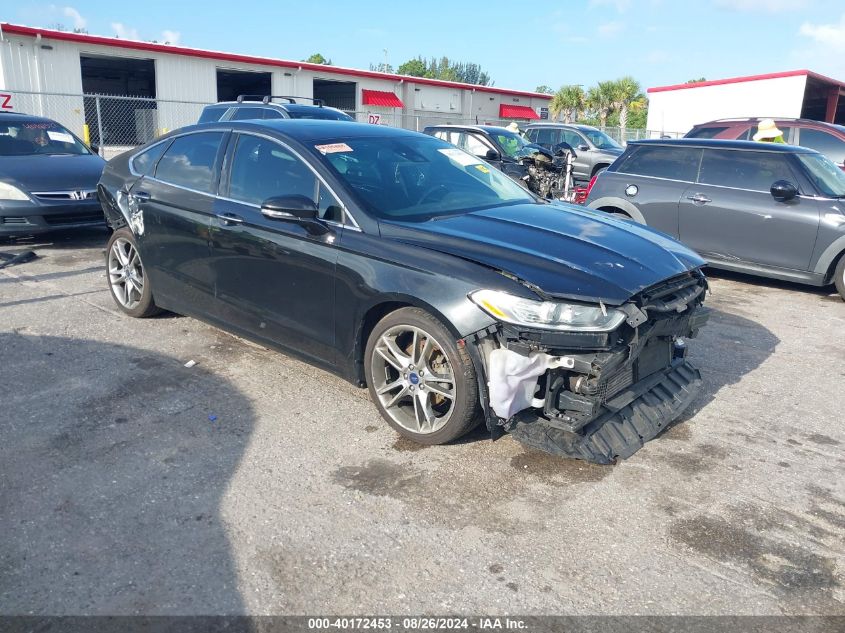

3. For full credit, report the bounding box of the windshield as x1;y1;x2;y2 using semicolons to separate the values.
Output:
797;152;845;197
582;128;623;151
0;120;91;156
488;130;532;160
314;135;535;220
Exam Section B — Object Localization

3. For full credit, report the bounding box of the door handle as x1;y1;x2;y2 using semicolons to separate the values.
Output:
686;193;711;205
216;213;244;225
132;191;151;202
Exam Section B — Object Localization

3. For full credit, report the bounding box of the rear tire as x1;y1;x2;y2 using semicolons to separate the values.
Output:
365;307;480;445
105;228;161;318
834;255;845;301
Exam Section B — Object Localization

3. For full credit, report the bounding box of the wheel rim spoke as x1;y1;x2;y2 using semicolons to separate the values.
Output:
108;238;145;310
371;324;456;435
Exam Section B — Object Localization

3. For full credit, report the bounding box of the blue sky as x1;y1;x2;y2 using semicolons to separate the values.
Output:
5;0;845;92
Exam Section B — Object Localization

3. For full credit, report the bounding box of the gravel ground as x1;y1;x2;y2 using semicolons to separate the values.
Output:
1;228;843;616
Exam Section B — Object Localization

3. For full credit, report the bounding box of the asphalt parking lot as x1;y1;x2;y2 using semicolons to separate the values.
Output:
1;228;843;616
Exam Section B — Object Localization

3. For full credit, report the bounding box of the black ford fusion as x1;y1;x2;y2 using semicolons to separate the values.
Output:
0;113;106;235
97;120;709;463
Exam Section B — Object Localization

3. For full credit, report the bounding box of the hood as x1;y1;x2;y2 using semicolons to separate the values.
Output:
380;203;706;305
0;154;106;192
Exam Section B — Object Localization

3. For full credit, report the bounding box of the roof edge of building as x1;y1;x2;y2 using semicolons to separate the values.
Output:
646;69;845;95
0;22;553;101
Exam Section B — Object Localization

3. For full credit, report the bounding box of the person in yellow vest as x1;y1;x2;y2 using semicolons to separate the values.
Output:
753;119;786;143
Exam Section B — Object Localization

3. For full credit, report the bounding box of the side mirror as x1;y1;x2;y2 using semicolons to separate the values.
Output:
770;180;798;202
484;149;501;161
260;195;330;235
578;144;590;152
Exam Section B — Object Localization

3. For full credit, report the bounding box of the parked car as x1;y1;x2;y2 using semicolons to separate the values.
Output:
524;123;624;181
686;117;845;168
422;124;577;199
585;138;845;299
422;124;535;182
198;95;354;123
0;112;106;236
97;120;710;464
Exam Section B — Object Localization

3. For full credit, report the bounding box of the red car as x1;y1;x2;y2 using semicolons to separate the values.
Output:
686;118;845;168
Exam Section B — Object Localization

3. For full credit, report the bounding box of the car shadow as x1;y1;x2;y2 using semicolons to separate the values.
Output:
705;266;840;301
669;305;780;428
0;333;254;617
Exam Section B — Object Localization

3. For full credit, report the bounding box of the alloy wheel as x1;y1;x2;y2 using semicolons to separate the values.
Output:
371;325;456;434
108;237;145;310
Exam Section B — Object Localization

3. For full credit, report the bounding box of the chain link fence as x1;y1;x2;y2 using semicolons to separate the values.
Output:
1;89;681;159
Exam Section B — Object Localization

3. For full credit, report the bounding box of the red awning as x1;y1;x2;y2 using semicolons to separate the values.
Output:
362;89;404;108
499;104;539;119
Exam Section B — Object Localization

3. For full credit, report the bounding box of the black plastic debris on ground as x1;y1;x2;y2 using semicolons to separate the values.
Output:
0;251;38;269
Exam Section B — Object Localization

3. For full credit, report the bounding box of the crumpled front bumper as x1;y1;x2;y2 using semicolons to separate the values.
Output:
465;273;710;464
508;360;702;464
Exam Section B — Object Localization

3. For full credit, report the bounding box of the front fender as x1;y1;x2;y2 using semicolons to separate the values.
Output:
813;233;845;277
588;197;647;224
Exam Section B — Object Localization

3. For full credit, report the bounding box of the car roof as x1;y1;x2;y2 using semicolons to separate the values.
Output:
692;117;825;125
629;138;817;153
525;122;598;131
183;119;424;142
423;124;511;134
0;112;59;124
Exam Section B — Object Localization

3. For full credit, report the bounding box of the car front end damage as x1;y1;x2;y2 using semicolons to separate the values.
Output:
465;270;709;464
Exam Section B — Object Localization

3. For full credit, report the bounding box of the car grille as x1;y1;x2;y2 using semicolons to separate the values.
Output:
32;190;98;201
0;216;30;225
596;365;635;404
43;212;104;225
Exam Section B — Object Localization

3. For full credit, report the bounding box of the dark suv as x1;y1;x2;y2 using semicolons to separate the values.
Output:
686;118;845;168
198;96;354;124
585;139;845;299
524;123;624;181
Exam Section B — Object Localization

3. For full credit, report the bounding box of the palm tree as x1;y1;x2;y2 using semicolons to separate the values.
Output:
610;76;645;140
586;81;615;128
550;85;584;123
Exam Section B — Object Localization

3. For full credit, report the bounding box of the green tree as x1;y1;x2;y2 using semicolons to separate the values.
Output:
550;85;585;123
609;76;645;139
535;85;555;95
686;77;706;83
394;56;493;85
304;53;332;65
369;62;395;74
398;57;427;77
586;81;615;128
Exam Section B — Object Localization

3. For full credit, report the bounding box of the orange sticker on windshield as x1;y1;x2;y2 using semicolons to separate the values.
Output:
315;143;353;154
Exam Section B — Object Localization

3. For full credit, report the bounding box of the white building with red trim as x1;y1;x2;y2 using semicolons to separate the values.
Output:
646;70;845;135
0;22;550;132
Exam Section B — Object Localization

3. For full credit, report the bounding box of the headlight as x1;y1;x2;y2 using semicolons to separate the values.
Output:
469;289;626;332
0;182;30;201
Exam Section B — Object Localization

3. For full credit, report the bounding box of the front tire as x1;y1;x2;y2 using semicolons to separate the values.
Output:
365;307;480;445
834;255;845;301
106;228;161;318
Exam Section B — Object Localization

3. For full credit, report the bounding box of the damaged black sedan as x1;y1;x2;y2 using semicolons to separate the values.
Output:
97;120;709;463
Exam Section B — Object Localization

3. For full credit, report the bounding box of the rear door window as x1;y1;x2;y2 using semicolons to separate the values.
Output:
697;149;798;192
229;107;268;121
130;140;170;176
154;131;225;193
615;146;702;182
227;133;318;206
686;126;729;139
198;106;229;123
533;128;560;147
796;128;845;165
